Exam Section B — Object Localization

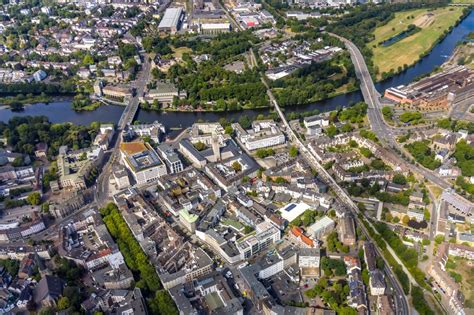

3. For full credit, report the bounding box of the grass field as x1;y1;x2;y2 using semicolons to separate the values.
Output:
368;7;464;79
451;0;474;4
172;47;192;59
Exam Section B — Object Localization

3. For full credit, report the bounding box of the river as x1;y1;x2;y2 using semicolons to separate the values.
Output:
1;10;472;129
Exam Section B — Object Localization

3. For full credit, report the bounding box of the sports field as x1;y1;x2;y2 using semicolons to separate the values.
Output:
368;7;464;79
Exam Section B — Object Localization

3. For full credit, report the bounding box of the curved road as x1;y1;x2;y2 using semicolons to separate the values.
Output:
329;33;457;193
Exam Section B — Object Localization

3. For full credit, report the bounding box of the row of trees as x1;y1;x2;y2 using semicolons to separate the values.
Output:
373;222;428;288
0;82;75;96
360;216;411;294
100;203;178;315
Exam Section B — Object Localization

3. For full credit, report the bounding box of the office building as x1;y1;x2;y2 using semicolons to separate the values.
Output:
120;141;167;185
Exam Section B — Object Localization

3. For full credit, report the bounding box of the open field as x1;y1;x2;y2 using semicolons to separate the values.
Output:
172;46;192;60
368;7;464;79
451;0;474;4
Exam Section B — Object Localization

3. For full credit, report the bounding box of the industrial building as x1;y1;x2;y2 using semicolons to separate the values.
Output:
158;7;184;34
384;65;473;111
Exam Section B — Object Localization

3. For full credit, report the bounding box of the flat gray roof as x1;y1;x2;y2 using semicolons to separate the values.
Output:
158;7;183;29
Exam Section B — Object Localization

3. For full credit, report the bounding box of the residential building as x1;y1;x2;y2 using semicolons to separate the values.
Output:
33;275;65;307
369;270;386;296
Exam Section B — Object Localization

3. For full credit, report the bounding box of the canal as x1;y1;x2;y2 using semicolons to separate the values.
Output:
0;10;472;129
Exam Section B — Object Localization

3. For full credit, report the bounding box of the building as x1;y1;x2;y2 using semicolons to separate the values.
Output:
441;189;473;215
237;221;280;259
369;270;386;296
232;120;285;151
125;121;165;144
303;115;329;129
32;70;47;82
279;202;311;223
364;242;377;272
307;216;335;238
169;272;243;315
120;141;167;185
384;65;473;111
338;215;356;246
34;143;48;158
33;275;65;307
93;124;114;150
158;7;184;34
102;85;131;101
200;22;231;34
407;207;424;222
112;164;131;190
147;81;186;103
298;248;320;278
157;143;184;174
179;209;198;233
56;146;103;190
159;248;213;290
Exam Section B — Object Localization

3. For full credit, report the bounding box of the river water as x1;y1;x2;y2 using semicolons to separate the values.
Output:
1;10;472;128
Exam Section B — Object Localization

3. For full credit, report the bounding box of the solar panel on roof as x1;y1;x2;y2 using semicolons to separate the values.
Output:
285;204;297;212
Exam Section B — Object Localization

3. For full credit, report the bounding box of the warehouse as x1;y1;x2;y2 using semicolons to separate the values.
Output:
158;7;184;34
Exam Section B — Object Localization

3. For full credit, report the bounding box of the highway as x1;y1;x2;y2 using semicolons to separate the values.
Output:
262;81;410;315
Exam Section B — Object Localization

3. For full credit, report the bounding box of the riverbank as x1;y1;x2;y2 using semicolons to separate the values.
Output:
369;6;468;80
0;10;471;128
0;94;53;106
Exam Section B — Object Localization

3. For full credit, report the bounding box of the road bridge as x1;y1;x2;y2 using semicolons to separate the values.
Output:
328;33;456;192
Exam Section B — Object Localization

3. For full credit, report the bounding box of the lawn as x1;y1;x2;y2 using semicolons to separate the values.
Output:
172;46;192;60
451;0;474;3
368;7;464;79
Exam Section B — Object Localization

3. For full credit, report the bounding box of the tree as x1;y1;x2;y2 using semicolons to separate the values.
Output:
82;54;94;66
289;146;298;157
325;124;338;137
57;296;70;310
392;174;407;185
434;235;445;245
149;290;178;315
224;126;233;135
27;192;41;205
232;161;242;172
12;156;23;167
376;256;385;269
402;215;410;225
